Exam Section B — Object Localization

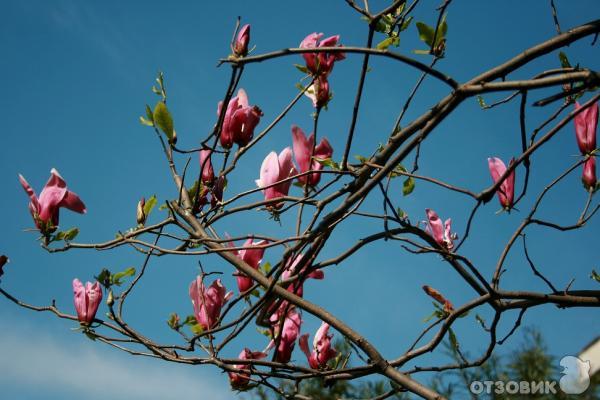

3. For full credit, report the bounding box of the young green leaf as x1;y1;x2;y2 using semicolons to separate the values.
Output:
153;102;176;143
111;267;136;286
416;22;435;46
558;51;571;69
143;195;158;219
591;269;600;283
376;36;400;50
403;177;415;196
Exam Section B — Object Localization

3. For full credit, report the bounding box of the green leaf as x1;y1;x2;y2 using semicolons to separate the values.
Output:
448;327;459;349
376;36;400;50
95;268;112;287
591;269;600;283
403;177;415;196
354;155;369;164
416;22;435;46
314;157;340;170
400;16;413;32
143;195;158;219
558;51;571;69
153;101;175;143
262;261;271;274
293;64;310;74
250;289;261;298
476;95;487;109
190;323;204;335
139;116;154;126
182;315;197;326
437;14;448;46
412;49;431;55
396;207;407;219
111;267;136;286
256;327;272;338
167;313;180;329
64;227;79;241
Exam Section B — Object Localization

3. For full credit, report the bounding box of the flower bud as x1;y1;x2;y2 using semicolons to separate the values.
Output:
582;157;597;192
233;24;250;57
136;197;146;225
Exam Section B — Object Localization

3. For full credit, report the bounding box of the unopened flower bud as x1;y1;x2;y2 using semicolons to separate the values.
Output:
233;24;250;57
106;290;114;307
136;197;146;225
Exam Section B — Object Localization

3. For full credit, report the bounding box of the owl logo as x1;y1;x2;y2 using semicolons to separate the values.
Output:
559;356;591;394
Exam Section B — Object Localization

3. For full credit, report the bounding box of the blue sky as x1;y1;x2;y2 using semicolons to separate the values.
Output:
1;0;599;398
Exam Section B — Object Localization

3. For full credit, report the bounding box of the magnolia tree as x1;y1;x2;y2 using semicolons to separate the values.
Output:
1;1;600;399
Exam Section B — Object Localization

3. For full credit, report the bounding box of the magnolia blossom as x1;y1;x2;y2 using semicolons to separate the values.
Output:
282;254;324;298
228;347;268;390
255;148;297;209
18;168;86;233
218;89;263;148
72;279;103;325
305;76;331;108
269;309;302;363
422;285;454;313
292;125;333;186
189;277;233;331
488;157;516;210
233;24;250;57
227;237;267;293
582;157;597;191
299;322;337;369
574;101;598;155
199;149;215;184
425;209;456;251
299;33;345;76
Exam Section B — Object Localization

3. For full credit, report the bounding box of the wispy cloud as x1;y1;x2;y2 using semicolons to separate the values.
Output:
0;315;231;400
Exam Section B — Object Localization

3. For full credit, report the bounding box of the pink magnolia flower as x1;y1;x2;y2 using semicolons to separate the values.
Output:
574;101;598;155
228;347;268;390
269;309;302;363
582;157;597;191
227;236;267;293
255;148;298;209
300;33;345;76
218;89;263;148
199;149;215;184
305;76;331;108
425;209;455;251
233;24;251;57
299;322;337;369
72;279;103;325
282;254;324;298
488;157;516;210
292;125;333;186
18;168;86;233
422;285;454;314
189;277;233;331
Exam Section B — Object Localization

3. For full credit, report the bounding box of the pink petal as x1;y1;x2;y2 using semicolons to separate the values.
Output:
425;209;444;246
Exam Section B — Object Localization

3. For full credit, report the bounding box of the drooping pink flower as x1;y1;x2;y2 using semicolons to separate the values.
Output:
488;157;516;210
425;209;455;251
292;125;333;186
305;76;331;108
189;277;233;331
255;148;298;209
233;24;251;57
18;168;86;233
582;157;597;191
574;101;598;155
218;89;263;149
199;149;215;184
228;347;268;390
422;285;454;314
299;33;345;76
227;236;267;293
299;322;337;369
268;309;302;363
282;254;324;298
72;279;103;326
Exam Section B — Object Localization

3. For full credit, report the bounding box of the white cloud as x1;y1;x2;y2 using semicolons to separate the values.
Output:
0;315;232;400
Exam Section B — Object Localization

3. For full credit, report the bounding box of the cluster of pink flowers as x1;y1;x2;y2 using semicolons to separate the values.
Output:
256;126;334;209
299;33;345;108
574;101;598;191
